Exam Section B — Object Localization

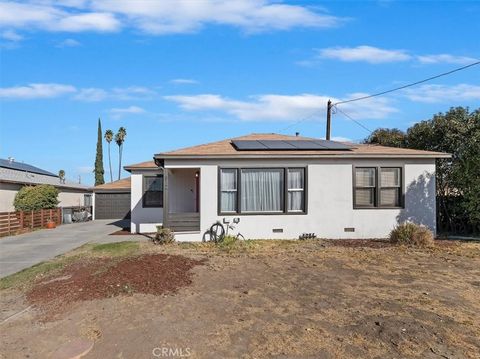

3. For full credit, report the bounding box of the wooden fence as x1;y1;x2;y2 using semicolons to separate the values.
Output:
0;208;62;238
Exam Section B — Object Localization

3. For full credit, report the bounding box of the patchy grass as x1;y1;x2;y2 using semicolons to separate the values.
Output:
0;260;68;291
91;241;140;257
0;241;141;291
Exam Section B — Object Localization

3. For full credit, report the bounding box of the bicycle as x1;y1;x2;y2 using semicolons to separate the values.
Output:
202;218;245;243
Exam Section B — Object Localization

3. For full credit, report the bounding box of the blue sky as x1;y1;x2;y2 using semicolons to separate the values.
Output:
0;1;479;185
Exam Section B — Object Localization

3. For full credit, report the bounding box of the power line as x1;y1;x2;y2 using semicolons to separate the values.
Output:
334;60;480;106
278;110;321;133
333;106;372;134
278;60;480;134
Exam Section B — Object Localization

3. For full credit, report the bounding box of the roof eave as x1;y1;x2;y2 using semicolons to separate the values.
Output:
154;153;452;160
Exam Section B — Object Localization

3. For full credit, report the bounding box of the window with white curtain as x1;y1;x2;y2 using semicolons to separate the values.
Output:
241;169;284;212
220;169;237;212
287;168;305;212
219;167;307;214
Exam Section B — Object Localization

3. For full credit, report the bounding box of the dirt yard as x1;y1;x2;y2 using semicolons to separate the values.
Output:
1;239;479;358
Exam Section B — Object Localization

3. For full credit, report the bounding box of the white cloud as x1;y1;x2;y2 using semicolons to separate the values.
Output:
57;38;81;47
330;136;352;142
109;105;146;118
0;1;343;35
73;86;156;101
111;86;156;100
73;87;108;101
1;29;23;41
403;84;480;103
309;46;478;66
0;1;120;32
0;82;157;101
416;54;478;65
170;78;199;85
0;83;76;99
164;92;397;121
317;46;412;64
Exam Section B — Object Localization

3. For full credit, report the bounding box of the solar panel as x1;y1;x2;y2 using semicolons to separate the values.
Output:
231;140;268;150
315;140;352;150
285;140;327;149
258;140;297;149
231;140;352;151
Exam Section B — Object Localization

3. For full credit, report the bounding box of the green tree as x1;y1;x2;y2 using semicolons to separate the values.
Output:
14;185;59;211
115;127;127;180
364;128;407;148
94;118;105;186
406;107;480;234
104;129;114;183
58;170;65;184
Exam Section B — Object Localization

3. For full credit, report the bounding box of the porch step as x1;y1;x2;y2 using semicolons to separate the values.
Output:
167;212;200;232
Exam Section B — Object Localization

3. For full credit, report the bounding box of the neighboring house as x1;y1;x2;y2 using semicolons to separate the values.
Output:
0;158;91;212
125;133;450;241
92;177;132;220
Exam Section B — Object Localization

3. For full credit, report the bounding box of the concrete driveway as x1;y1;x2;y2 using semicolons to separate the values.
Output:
0;220;138;278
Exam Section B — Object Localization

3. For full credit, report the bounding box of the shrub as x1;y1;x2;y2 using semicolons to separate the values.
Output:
389;222;434;247
13;185;59;211
154;226;175;245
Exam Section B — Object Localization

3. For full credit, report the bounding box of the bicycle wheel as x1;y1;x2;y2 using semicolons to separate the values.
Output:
202;230;214;242
209;222;225;243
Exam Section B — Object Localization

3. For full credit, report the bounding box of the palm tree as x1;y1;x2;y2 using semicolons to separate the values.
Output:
104;129;114;183
115;127;127;180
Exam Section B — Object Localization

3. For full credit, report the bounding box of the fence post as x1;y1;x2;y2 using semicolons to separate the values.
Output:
20;211;24;229
31;210;34;229
58;208;61;225
8;212;11;236
41;209;44;227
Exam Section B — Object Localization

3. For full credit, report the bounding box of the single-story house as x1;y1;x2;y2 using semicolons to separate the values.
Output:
0;158;91;212
124;133;450;241
92;177;132;220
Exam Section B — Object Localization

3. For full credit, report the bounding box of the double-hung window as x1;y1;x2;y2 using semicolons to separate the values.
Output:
220;169;237;213
354;167;402;208
143;175;163;207
287;168;305;212
380;168;401;207
219;167;306;214
354;168;376;207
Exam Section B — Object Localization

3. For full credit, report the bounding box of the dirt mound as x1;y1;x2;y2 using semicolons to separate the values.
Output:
26;254;205;319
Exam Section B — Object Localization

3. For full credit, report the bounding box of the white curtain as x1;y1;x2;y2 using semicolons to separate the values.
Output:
241;169;283;212
220;169;237;212
288;169;304;211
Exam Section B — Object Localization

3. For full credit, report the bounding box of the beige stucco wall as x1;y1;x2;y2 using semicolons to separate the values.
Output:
0;182;22;212
57;190;87;207
0;182;89;212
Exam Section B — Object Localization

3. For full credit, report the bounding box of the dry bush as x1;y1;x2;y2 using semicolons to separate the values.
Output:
389;222;434;247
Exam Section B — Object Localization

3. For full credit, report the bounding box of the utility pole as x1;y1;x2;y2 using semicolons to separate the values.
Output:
326;99;332;140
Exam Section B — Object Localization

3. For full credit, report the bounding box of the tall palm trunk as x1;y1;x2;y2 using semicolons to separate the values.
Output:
118;144;122;180
108;142;113;183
